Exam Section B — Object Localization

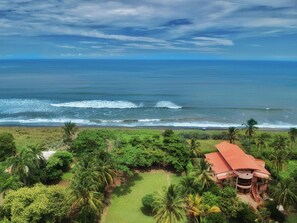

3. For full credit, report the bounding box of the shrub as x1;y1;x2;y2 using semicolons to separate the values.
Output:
71;129;107;154
1;184;71;223
52;151;73;171
142;194;155;213
44;156;64;183
0;132;16;161
205;213;228;223
44;151;73;183
211;133;225;140
265;201;286;223
179;131;211;140
234;203;257;223
129;136;142;146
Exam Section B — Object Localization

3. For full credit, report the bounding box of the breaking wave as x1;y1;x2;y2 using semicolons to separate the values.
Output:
0;118;295;129
155;101;182;109
51;100;142;109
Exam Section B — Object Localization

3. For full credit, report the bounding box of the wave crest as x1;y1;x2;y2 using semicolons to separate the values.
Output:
155;101;182;109
51;100;141;109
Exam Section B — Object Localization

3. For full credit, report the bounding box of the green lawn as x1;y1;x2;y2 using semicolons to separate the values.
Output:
61;172;73;181
0;127;64;150
102;170;181;223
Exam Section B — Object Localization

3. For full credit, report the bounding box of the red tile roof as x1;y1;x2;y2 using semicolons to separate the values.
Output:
205;152;232;174
216;141;260;171
205;141;270;177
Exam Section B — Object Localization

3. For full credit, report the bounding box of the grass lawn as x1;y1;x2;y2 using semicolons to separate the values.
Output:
102;170;182;223
61;172;73;181
0;127;64;150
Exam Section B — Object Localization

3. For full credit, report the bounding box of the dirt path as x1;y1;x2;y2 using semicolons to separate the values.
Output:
165;172;171;185
100;206;109;223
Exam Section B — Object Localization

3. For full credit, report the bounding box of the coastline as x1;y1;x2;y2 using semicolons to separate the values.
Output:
0;125;289;132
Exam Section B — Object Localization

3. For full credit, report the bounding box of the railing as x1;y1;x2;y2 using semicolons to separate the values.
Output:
236;183;252;189
251;183;261;203
237;181;252;186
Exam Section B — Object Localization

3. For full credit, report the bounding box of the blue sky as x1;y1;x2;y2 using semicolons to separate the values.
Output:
0;0;296;60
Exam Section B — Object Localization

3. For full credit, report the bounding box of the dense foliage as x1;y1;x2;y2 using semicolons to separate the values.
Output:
44;151;73;183
0;184;71;223
0;133;16;162
112;129;190;174
1;119;297;223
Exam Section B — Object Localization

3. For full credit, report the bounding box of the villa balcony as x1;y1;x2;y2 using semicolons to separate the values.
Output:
236;182;252;189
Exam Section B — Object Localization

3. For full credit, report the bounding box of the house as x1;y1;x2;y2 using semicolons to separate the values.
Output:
205;141;270;202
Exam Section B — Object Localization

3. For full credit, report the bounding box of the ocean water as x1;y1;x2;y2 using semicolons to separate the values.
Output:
0;59;296;129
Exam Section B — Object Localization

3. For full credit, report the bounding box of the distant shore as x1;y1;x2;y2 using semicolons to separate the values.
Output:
0;125;289;132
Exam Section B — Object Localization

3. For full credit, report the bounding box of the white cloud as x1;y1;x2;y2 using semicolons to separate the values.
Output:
193;37;234;46
57;45;80;49
0;0;296;57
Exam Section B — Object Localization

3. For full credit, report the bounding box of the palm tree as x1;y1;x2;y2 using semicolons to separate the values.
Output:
68;160;103;223
189;168;214;191
89;150;116;189
186;194;220;223
189;139;202;158
288;128;297;150
68;190;103;223
62;121;78;144
8;148;39;186
224;127;239;144
271;135;288;151
97;158;116;188
256;133;270;154
179;177;202;196
28;144;46;166
242;118;258;149
153;185;185;223
272;178;297;209
270;150;288;174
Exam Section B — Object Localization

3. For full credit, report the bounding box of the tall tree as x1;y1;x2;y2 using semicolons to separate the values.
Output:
94;152;116;188
272;178;297;210
68;159;103;223
242;118;258;149
0;132;17;161
162;130;191;172
179;177;201;196
270;150;288;174
288;128;297;150
256;133;270;154
190;168;214;191
153;185;185;223
271;135;288;151
224;127;239;144
186;194;220;223
189;139;202;158
8;147;42;186
62;121;78;144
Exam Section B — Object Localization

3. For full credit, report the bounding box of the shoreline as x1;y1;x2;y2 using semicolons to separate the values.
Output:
0;125;290;132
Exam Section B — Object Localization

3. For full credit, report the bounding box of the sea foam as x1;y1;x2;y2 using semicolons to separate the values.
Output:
0;99;53;114
51;100;141;109
155;101;182;109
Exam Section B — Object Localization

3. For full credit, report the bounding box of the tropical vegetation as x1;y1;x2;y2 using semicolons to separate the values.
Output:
0;118;297;223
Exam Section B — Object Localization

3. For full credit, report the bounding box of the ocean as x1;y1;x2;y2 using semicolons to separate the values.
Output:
0;59;296;129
